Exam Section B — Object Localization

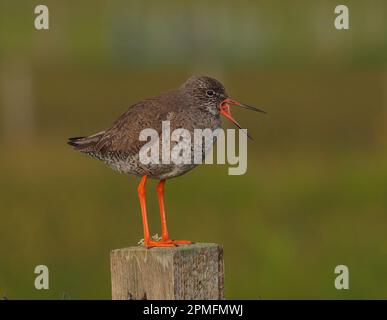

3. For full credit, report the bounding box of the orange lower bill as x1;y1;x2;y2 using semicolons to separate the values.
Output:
220;98;259;139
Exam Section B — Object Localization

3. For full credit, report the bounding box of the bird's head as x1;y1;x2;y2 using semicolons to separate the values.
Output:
181;76;265;138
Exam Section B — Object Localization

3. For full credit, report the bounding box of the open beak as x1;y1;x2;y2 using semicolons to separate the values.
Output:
220;98;266;140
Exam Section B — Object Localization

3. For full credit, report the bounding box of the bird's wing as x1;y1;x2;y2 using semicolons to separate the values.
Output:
94;91;186;157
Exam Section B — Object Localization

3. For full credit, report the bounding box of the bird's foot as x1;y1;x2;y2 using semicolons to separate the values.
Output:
143;240;175;248
139;235;174;248
162;239;192;245
143;240;192;248
139;234;192;248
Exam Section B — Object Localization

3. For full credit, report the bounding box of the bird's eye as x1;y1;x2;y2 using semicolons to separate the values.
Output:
206;90;215;97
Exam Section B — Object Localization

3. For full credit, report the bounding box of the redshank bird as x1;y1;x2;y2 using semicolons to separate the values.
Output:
68;76;264;248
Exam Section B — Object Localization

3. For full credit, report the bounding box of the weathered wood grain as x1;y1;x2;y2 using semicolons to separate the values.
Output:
110;243;224;300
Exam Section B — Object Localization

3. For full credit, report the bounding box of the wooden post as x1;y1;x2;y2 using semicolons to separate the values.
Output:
110;243;224;300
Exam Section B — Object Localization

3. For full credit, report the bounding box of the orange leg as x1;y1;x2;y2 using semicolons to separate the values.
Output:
156;179;169;240
156;179;192;245
137;176;173;248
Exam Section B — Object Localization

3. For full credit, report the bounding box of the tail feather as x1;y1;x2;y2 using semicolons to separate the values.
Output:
67;131;105;152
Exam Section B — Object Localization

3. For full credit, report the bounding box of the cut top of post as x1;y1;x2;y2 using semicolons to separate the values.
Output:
110;243;224;300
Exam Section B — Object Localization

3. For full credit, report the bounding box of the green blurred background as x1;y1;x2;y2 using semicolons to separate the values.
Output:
1;0;387;299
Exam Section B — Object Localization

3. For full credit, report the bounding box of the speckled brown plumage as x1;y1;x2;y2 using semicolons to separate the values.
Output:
68;76;226;179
